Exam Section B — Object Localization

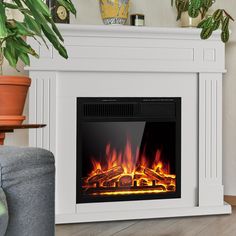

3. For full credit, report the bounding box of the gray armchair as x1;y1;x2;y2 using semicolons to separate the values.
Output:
0;146;55;236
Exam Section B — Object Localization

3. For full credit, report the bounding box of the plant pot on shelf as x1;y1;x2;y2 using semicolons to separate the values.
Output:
180;11;202;27
100;0;130;25
0;76;31;125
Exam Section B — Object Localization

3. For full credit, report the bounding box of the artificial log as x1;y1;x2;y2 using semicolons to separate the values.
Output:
163;177;175;185
155;185;166;191
103;177;119;187
88;166;123;184
119;175;132;187
88;172;107;184
106;166;124;180
144;167;165;181
167;185;175;191
134;174;145;180
140;179;148;186
156;167;165;177
103;181;115;187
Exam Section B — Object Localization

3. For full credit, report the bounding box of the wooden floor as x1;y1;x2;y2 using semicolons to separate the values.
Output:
56;206;236;236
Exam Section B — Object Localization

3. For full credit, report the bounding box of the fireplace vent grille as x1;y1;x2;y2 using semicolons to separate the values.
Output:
83;103;139;117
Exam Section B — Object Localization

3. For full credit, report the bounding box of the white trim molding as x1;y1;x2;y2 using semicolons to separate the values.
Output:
199;73;224;206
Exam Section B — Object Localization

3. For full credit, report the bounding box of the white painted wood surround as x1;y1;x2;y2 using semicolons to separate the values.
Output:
27;25;231;224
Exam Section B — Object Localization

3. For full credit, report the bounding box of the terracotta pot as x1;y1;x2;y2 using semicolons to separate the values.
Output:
0;75;31;125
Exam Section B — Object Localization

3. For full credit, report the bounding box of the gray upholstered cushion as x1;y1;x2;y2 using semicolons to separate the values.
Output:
0;187;8;236
0;146;55;236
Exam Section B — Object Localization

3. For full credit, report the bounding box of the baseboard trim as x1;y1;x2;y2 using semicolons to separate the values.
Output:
224;195;236;206
56;203;232;224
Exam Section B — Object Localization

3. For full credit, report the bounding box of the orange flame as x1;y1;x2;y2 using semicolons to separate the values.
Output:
83;138;176;196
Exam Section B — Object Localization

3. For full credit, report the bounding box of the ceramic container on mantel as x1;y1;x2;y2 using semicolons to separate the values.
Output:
180;12;202;27
100;0;130;25
0;76;31;125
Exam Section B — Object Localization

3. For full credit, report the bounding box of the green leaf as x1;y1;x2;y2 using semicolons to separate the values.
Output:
212;19;221;31
15;21;34;36
33;0;51;17
18;52;30;66
188;4;200;18
0;0;77;70
3;2;19;9
12;0;23;7
213;9;223;22
198;17;214;29
201;17;213;28
200;27;213;40
23;14;50;48
41;26;68;58
192;0;202;9
222;16;230;31
24;14;42;36
202;0;213;8
0;2;8;39
12;37;39;58
4;40;17;68
197;19;207;28
24;0;63;43
44;15;64;42
221;29;230;43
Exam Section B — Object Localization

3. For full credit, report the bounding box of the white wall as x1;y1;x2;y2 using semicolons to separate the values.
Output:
70;0;177;26
4;0;236;195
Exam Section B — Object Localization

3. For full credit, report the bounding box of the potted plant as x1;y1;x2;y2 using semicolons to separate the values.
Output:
0;0;76;125
171;0;234;42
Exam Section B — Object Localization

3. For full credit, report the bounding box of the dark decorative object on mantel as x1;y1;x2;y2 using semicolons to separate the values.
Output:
130;14;145;26
46;0;70;24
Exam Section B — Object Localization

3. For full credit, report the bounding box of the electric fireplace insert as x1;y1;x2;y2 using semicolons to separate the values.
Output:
77;98;181;203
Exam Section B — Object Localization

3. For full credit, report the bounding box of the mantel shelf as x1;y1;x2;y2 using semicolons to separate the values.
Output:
53;24;222;40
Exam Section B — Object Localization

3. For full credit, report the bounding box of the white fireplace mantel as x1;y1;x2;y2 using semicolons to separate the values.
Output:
27;25;231;224
26;24;225;73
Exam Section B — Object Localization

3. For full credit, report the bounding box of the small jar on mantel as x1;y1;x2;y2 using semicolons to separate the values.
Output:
130;14;145;26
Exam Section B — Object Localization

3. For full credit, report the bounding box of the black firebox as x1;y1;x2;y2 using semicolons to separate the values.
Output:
77;98;181;204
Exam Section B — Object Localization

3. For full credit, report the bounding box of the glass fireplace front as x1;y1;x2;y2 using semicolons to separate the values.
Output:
77;98;181;204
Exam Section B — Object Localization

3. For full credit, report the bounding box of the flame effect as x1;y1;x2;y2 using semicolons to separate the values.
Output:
83;139;176;196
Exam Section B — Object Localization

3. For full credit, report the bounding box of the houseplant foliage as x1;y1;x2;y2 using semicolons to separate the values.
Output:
0;0;76;125
171;0;234;42
0;0;76;73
